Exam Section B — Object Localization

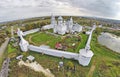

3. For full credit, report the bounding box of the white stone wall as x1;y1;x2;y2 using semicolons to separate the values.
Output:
29;45;79;60
41;25;53;30
23;28;40;36
85;25;96;50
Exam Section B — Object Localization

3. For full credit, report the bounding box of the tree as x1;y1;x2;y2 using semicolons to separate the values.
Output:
66;61;74;70
95;28;102;35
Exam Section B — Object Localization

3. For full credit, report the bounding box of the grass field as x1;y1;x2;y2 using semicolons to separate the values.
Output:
25;31;88;53
7;30;120;77
91;32;120;77
26;32;61;48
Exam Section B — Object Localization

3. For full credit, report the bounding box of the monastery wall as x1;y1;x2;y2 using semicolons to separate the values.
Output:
17;24;96;66
29;45;79;60
23;28;40;36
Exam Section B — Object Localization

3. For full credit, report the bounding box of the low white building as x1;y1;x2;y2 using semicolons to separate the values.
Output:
72;23;83;32
16;55;23;60
27;55;35;61
98;24;102;28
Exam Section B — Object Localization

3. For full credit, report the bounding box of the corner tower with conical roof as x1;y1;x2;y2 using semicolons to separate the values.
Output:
51;14;56;25
17;28;29;52
68;17;73;33
58;16;63;25
51;14;57;33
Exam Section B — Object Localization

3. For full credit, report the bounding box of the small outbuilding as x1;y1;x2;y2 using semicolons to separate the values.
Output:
55;43;62;49
59;61;64;67
16;55;23;60
27;55;35;61
86;31;91;35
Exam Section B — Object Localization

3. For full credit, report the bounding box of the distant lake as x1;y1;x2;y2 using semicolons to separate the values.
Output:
98;33;120;53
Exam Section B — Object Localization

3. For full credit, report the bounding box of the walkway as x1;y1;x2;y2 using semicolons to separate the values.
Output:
87;60;96;77
0;37;10;57
0;58;10;77
18;60;55;77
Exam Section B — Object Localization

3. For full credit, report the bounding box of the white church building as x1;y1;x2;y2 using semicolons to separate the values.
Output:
42;15;83;35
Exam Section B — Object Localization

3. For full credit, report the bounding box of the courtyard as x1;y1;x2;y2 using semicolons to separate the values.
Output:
25;31;88;53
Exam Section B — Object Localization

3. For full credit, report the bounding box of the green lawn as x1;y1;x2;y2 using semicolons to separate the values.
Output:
75;33;88;52
30;32;61;48
7;44;17;54
26;32;88;53
91;32;120;77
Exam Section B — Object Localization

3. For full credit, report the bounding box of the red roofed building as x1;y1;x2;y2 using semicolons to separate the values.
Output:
55;42;62;49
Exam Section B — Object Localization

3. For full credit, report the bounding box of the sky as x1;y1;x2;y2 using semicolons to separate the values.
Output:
0;0;120;22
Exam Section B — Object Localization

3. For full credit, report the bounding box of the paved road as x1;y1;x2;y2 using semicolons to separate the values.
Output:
0;37;10;57
0;58;10;77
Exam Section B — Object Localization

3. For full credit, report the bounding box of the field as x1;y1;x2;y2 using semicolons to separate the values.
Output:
6;28;120;77
25;31;88;53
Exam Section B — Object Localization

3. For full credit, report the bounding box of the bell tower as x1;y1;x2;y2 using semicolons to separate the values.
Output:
58;16;63;26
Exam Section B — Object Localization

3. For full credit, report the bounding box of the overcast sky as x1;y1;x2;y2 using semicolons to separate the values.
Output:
0;0;120;22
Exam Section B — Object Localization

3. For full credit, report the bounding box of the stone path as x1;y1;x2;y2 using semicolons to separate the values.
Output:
0;58;10;77
18;60;55;77
0;37;10;57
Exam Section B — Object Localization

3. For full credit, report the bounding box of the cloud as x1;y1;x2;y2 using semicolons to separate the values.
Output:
58;0;120;18
0;0;120;22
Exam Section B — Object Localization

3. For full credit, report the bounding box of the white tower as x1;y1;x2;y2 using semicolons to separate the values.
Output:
58;16;63;25
51;14;56;25
68;17;73;33
51;14;57;33
19;35;29;52
78;25;96;66
70;17;73;26
17;28;24;37
17;28;29;52
60;21;67;35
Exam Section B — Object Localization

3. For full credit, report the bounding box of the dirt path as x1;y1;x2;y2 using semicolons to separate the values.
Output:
18;60;55;77
28;35;36;45
0;58;10;77
87;60;96;77
28;32;49;45
0;37;9;57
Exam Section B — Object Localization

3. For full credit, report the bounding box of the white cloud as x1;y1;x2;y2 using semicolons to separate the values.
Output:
0;0;120;22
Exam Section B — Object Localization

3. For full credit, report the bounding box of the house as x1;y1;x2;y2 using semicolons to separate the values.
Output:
16;55;23;60
27;55;35;61
55;43;62;49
